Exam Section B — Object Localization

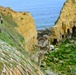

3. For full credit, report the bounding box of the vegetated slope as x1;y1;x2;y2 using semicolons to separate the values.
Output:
0;10;25;47
0;6;38;53
0;39;44;75
0;12;45;75
42;39;76;75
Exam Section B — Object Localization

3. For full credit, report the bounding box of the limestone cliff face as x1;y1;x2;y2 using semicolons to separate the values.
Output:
0;6;37;52
50;0;76;44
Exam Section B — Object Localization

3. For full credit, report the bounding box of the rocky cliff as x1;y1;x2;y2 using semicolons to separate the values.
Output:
0;6;37;52
50;0;76;44
0;6;44;75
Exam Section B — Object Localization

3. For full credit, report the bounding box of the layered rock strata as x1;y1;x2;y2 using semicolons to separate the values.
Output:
0;6;37;52
0;39;44;75
50;0;76;44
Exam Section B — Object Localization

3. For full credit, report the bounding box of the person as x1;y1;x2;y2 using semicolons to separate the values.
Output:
0;16;3;24
31;35;50;66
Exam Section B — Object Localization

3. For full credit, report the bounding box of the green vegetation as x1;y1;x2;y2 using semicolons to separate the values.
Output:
0;12;25;50
1;12;17;27
0;62;3;73
21;17;24;20
42;39;76;75
23;12;27;15
0;11;45;75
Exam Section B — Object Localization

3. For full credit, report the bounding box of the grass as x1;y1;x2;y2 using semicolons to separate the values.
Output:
42;39;76;75
0;11;46;75
1;12;17;27
0;12;25;50
0;62;4;74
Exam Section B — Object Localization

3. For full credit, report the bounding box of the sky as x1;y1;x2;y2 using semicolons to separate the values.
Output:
0;0;66;11
0;0;66;29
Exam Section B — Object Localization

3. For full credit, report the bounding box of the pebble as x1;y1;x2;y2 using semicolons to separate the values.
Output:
65;43;70;47
45;70;56;75
74;41;76;45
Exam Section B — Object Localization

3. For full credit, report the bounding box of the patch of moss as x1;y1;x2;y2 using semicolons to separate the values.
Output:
0;62;4;74
0;12;25;49
21;17;24;20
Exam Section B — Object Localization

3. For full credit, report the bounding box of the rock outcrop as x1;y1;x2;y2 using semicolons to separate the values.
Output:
0;6;37;52
0;39;44;75
50;0;76;44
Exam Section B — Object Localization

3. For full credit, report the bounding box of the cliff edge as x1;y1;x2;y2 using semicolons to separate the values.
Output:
0;6;37;52
50;0;76;44
0;6;44;75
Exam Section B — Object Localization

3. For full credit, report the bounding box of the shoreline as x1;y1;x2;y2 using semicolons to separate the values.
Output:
37;25;53;31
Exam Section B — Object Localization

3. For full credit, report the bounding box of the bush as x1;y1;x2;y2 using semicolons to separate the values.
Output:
42;40;76;75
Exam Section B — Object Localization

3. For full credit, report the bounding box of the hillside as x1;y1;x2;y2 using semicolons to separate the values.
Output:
0;40;44;75
0;6;44;75
0;6;37;53
42;39;76;75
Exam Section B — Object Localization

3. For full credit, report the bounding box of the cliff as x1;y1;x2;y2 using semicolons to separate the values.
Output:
50;0;76;44
0;6;37;52
0;6;44;75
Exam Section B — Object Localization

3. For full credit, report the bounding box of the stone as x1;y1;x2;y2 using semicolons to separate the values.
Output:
69;40;74;43
55;48;59;51
50;0;76;44
45;70;56;75
74;41;76;45
65;43;70;47
59;60;63;64
50;45;54;50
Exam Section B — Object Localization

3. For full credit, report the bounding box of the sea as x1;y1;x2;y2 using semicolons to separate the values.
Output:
0;0;66;30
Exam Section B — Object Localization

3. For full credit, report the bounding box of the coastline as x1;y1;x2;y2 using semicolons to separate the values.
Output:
37;25;54;30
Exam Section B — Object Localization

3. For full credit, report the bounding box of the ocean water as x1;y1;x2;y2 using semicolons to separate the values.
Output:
18;0;66;30
0;0;66;30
